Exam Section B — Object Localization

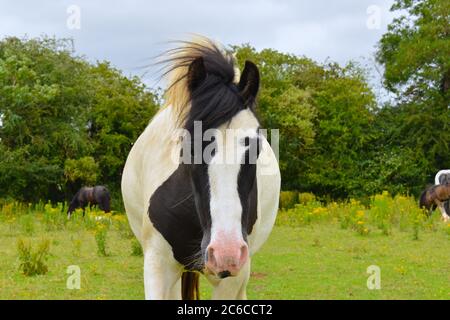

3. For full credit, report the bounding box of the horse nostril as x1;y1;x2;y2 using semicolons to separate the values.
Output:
218;270;231;279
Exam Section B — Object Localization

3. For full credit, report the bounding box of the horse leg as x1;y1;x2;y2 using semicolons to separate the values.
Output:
98;199;104;212
143;233;182;300
445;201;450;219
207;259;251;300
436;201;450;222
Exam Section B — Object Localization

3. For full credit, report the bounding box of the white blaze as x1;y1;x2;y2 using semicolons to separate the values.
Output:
207;110;259;243
208;160;243;240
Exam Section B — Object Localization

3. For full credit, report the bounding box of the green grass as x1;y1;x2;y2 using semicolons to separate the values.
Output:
0;198;449;300
0;222;448;299
245;225;449;299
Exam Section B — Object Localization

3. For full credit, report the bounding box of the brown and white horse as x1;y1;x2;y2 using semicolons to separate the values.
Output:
435;170;450;216
121;37;280;299
419;183;450;222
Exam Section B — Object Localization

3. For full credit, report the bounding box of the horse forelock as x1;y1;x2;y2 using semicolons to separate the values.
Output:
158;36;244;130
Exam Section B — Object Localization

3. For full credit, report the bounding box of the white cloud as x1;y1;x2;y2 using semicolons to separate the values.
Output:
0;0;398;91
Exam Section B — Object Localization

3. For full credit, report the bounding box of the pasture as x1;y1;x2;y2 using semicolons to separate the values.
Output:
0;194;449;300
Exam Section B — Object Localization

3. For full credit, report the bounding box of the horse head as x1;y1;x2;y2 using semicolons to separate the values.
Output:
177;45;261;278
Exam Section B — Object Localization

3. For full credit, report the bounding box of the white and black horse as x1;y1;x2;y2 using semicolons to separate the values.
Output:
121;37;280;300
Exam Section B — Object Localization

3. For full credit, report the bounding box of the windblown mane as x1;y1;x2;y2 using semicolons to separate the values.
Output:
159;36;249;133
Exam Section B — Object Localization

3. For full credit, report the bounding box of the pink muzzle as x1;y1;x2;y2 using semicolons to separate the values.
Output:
205;238;248;278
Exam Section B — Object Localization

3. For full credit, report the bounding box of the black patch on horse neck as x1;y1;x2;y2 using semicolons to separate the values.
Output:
148;165;204;270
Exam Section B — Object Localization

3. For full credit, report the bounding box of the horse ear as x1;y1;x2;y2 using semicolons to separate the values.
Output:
187;57;206;92
238;60;260;105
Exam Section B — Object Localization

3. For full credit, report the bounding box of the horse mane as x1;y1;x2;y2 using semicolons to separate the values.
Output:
181;271;200;300
159;36;248;132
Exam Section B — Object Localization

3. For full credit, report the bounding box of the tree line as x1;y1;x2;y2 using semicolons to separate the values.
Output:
0;0;448;205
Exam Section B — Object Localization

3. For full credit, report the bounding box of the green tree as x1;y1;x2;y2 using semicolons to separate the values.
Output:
376;0;450;175
304;63;377;198
234;45;317;190
64;156;99;186
0;37;159;203
234;45;377;196
0;37;92;201
86;62;158;197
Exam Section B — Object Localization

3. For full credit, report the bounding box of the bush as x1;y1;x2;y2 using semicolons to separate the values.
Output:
112;214;134;239
276;199;326;227
94;224;108;257
328;199;369;235
43;202;66;231
369;191;394;235
19;215;35;235
279;191;298;209
91;212;112;257
276;192;438;237
298;192;316;204
17;238;50;276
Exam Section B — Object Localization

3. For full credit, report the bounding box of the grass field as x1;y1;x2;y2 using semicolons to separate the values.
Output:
0;195;449;300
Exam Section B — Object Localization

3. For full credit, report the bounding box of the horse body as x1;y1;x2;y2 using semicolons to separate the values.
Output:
122;102;280;299
419;183;450;222
123;107;280;251
68;185;111;217
122;37;280;300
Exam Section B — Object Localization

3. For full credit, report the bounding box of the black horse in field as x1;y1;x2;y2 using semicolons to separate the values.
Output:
68;186;111;217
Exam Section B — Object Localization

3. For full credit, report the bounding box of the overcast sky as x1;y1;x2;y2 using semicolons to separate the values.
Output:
0;0;398;95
